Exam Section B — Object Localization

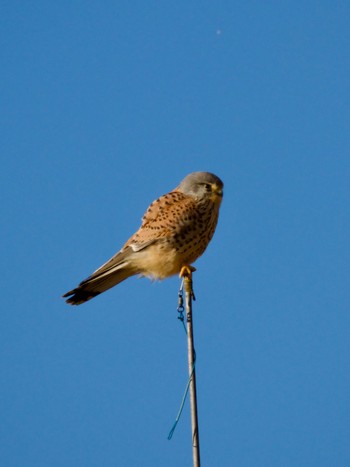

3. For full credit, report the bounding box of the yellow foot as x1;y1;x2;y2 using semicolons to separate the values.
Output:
179;265;196;278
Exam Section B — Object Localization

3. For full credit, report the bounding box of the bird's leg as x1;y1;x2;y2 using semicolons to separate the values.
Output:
179;265;196;279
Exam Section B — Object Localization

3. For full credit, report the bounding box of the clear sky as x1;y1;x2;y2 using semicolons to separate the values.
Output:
1;1;350;466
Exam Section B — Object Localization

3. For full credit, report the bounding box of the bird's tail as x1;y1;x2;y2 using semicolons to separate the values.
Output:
63;248;137;305
63;268;135;305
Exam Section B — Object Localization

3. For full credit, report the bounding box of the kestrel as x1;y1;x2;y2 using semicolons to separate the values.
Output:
63;172;223;305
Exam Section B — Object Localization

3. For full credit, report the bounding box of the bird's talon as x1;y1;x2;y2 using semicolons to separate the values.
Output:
179;265;196;278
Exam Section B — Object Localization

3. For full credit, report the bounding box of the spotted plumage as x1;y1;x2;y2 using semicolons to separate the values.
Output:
63;172;223;305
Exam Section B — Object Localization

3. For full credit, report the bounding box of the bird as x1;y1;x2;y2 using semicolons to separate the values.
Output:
63;171;223;305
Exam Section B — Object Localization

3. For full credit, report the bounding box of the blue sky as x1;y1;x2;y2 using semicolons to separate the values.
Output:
1;1;350;466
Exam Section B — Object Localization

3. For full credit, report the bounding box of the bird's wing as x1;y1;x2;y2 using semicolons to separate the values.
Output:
86;191;196;280
123;190;196;248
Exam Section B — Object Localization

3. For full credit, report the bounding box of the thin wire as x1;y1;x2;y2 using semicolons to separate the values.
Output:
167;279;196;440
167;363;195;440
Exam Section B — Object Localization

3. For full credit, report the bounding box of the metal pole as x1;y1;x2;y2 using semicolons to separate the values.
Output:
183;274;201;467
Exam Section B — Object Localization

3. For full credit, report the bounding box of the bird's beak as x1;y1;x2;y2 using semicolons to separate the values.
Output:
211;183;223;203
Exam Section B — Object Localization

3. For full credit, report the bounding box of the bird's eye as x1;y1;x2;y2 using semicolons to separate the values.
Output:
204;183;211;191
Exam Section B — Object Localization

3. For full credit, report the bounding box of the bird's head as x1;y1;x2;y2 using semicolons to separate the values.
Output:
177;172;224;205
